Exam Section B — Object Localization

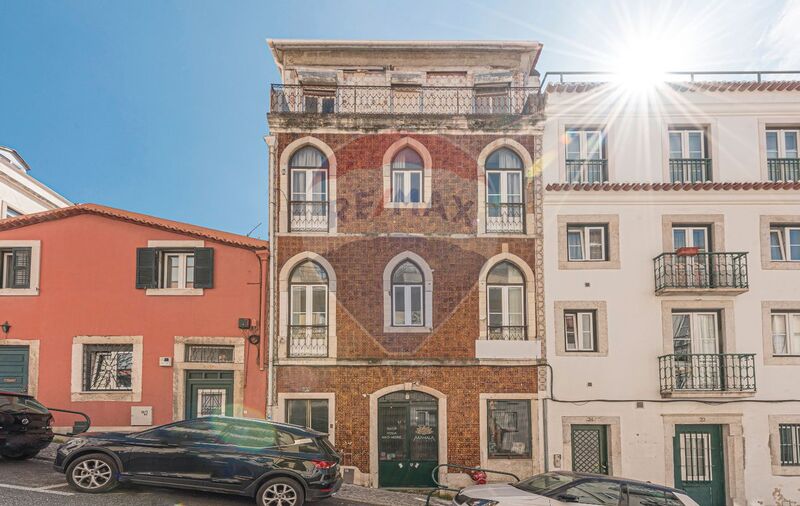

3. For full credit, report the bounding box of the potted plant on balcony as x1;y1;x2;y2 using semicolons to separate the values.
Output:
676;246;700;256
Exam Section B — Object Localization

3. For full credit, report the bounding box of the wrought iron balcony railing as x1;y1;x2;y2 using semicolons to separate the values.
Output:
659;353;756;394
289;201;329;232
486;203;525;233
565;159;608;184
768;158;800;182
487;325;527;341
270;84;541;116
288;325;328;358
669;158;712;183
653;252;748;294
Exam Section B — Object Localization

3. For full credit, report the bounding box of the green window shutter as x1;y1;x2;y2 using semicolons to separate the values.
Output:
135;248;159;289
10;248;32;289
193;248;214;289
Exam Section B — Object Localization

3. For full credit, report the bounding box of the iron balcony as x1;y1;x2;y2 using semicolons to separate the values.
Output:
485;203;525;234
487;325;527;341
289;201;329;232
565;159;608;184
288;325;328;358
270;84;541;116
768;158;800;182
653;252;749;295
669;158;712;183
659;353;756;395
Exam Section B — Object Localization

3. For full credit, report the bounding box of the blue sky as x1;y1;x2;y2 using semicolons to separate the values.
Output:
2;0;797;238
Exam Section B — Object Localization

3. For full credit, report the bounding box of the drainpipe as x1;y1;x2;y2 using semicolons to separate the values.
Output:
264;135;278;420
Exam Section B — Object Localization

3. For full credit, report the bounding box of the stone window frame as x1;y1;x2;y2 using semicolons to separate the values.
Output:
769;415;800;476
554;301;609;357
275;392;336;444
477;252;537;341
557;215;620;270
383;251;434;333
172;336;245;421
560;416;621;475
382;137;433;209
660;215;725;252
144;239;205;297
278;251;337;363
479;393;539;477
70;335;143;402
278;137;338;235
761;215;800;270
476;139;535;236
0;239;41;296
761;301;800;365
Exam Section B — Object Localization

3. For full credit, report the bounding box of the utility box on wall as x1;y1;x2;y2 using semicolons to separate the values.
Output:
131;406;152;426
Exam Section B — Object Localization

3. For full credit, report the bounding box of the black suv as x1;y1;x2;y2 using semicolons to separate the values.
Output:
54;416;342;506
0;390;54;460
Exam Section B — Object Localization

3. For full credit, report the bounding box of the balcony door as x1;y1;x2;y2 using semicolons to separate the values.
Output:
672;312;721;390
673;226;711;288
289;146;328;232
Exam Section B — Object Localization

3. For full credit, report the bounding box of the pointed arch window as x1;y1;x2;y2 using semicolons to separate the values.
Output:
391;148;424;204
392;260;424;326
289;146;329;232
486;261;526;340
485;148;524;233
289;260;329;357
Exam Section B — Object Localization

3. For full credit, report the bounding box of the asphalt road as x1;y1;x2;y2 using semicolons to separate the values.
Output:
0;457;371;506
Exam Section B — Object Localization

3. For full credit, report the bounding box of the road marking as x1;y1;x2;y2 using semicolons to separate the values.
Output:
37;482;70;489
0;483;74;496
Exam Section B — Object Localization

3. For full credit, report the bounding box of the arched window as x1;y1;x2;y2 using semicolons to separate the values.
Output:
486;261;526;340
485;147;524;233
391;260;424;326
289;260;329;356
289;146;329;231
391;148;424;204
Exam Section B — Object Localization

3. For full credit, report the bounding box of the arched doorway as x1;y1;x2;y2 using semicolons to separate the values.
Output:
377;390;439;487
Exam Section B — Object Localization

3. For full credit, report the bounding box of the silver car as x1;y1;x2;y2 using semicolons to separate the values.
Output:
452;472;700;506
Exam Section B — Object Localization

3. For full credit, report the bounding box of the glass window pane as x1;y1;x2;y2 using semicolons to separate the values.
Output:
487;172;501;197
487;400;531;458
185;255;195;288
688;132;703;158
487;262;524;284
773;314;789;355
692;229;708;251
291;287;307;325
586;131;602;159
580;313;594;350
393;171;405;202
310;400;329;433
673;229;687;249
771;230;785;260
290;146;326;168
393;261;423;283
672;314;691;355
588;228;605;260
786;132;798;158
311;286;327;322
287;400;309;427
409;172;422;203
792;315;800;354
565;314;577;349
291;171;306;200
410;286;423;325
391;148;423;169
567;230;584;260
669;132;683;158
394;286;406;325
311;170;327;198
767;131;779;158
566;131;581;159
506;172;522;201
291;261;328;283
507;287;524;326
486;148;523;169
488;287;503;326
790;229;800;260
167;256;180;288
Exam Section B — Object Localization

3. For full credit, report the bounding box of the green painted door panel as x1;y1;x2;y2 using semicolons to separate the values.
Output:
674;424;725;506
0;346;29;393
377;392;438;488
571;424;609;475
185;370;234;419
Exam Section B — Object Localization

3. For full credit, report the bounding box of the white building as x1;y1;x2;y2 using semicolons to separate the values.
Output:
541;76;800;506
0;146;71;218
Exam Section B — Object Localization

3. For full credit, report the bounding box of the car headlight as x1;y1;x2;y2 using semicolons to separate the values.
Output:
465;499;499;506
61;438;88;452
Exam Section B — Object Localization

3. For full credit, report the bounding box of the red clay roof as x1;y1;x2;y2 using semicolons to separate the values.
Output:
546;80;800;94
546;181;800;192
0;204;269;250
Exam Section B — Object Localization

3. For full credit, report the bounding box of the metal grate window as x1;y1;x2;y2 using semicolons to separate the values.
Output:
678;432;712;482
185;345;234;363
780;424;800;466
83;344;133;391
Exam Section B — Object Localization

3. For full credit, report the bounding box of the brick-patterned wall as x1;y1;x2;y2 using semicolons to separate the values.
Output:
277;365;540;473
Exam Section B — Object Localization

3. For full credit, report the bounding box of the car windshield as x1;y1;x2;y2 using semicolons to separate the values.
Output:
0;394;49;414
513;473;578;494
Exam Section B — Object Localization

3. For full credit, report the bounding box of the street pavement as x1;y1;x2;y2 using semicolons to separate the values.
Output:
0;450;451;506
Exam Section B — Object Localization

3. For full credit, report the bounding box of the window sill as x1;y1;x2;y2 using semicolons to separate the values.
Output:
475;340;541;360
0;288;39;296
145;288;204;296
383;326;432;334
763;260;800;270
71;391;140;402
772;465;800;476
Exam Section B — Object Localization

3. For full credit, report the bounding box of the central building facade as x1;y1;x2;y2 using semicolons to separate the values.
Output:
265;40;545;487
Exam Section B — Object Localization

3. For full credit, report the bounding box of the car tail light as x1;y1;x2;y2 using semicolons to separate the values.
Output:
313;460;336;469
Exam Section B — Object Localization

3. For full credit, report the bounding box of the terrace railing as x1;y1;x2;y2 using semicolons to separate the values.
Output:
654;252;748;294
768;158;800;182
670;158;712;183
565;159;608;184
486;203;525;234
288;325;328;358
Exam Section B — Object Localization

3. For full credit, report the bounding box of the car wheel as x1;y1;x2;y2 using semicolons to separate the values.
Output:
65;453;119;493
0;449;40;460
257;477;305;506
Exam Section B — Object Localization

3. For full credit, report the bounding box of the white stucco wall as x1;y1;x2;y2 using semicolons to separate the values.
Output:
0;151;71;217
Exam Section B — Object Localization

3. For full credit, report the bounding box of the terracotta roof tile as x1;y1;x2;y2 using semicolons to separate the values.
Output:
546;181;800;192
0;204;269;250
546;80;800;94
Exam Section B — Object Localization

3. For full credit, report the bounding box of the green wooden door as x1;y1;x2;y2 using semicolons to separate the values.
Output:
377;391;438;488
185;370;233;419
674;424;725;506
0;346;29;393
571;425;609;475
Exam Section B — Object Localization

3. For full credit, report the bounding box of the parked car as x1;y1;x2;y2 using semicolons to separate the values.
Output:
54;415;342;506
0;390;54;460
452;471;700;506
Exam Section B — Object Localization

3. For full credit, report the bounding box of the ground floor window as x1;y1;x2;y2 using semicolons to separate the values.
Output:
780;423;800;466
286;399;329;434
487;399;531;458
82;344;133;391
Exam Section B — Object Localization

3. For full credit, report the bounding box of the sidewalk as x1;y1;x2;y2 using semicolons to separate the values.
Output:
334;484;452;506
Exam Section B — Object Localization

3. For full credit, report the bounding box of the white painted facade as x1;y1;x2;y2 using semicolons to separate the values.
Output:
0;146;71;218
542;82;800;505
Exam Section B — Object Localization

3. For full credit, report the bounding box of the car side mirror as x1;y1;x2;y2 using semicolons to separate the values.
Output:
558;494;581;503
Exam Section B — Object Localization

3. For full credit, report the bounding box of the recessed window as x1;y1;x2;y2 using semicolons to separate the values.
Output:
772;312;800;356
486;399;531;458
136;248;213;290
4;207;21;218
668;128;710;182
485;148;524;234
486;261;526;340
185;345;235;363
289;146;329;232
391;260;424;327
286;399;329;434
567;225;607;261
564;310;596;352
565;129;607;183
289;260;329;357
780;424;800;466
82;344;133;391
0;247;31;289
771;225;800;261
391;148;423;204
766;129;800;182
